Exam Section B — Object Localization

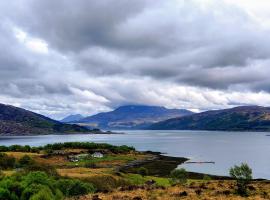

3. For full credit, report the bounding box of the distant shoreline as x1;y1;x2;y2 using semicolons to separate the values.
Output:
0;130;124;137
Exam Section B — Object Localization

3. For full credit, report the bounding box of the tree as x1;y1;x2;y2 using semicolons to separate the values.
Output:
170;168;187;185
229;163;252;196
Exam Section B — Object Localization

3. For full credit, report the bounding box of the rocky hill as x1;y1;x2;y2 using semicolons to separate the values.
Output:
0;103;89;135
149;106;270;131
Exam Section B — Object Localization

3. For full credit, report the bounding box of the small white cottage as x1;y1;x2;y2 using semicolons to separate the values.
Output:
92;152;103;158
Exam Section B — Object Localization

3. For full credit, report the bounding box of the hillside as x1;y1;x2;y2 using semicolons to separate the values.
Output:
60;114;84;123
149;106;270;131
0;103;90;135
77;105;193;129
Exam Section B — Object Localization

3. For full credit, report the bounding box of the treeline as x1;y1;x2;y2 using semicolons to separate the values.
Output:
0;142;135;154
43;142;135;153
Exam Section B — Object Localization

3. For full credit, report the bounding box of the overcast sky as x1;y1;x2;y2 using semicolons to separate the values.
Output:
1;0;270;119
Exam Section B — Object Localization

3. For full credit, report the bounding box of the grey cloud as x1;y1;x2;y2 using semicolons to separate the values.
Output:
1;0;270;118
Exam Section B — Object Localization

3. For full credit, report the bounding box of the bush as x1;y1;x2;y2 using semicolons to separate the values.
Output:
85;175;127;192
19;155;34;167
0;171;4;180
0;188;10;200
203;175;211;181
0;170;97;199
0;153;16;170
29;187;55;200
137;167;148;176
229;163;252;196
55;179;95;196
24;163;58;177
170;168;187;185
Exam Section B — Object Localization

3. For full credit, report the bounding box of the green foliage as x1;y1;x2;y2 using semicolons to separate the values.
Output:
0;142;135;154
55;179;95;196
0;187;10;200
85;175;128;192
229;163;253;196
124;174;145;185
19;155;34;167
29;187;54;200
137;167;148;176
43;142;135;153
0;145;41;153
203;174;211;181
170;168;187;185
24;163;58;177
0;171;96;200
0;153;16;170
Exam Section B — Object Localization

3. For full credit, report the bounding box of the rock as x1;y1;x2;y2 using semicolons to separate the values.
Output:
145;179;156;185
195;189;202;195
223;190;231;195
179;191;188;197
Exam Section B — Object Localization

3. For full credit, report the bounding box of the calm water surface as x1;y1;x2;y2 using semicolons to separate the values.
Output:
0;130;269;179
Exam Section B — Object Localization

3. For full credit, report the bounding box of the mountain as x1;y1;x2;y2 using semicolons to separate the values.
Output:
60;114;84;123
0;103;90;135
77;105;193;129
149;106;270;131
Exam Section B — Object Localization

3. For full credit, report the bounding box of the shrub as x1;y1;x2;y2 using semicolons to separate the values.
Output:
19;155;34;167
0;171;4;180
0;153;16;169
170;168;187;185
85;175;127;192
29;187;54;200
203;175;211;181
137;167;148;176
229;163;252;196
0;188;10;200
25;163;58;177
55;179;95;196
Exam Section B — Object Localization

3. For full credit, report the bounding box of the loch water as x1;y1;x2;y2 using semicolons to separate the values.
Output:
0;130;269;179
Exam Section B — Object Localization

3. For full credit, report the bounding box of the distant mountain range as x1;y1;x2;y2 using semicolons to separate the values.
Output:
3;103;270;134
73;105;193;129
149;106;270;131
60;114;84;123
0;103;90;135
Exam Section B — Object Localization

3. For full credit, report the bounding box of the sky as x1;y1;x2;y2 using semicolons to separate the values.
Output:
1;0;270;119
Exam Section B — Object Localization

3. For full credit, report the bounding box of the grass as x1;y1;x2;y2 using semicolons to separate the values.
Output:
2;170;16;176
57;167;112;178
67;154;139;167
122;173;171;187
5;152;40;159
77;180;270;200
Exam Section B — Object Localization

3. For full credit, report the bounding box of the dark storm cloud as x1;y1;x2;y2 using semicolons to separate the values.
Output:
13;0;150;52
10;0;270;90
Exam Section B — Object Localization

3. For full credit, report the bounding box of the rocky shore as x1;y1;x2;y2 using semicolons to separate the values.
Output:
119;151;235;180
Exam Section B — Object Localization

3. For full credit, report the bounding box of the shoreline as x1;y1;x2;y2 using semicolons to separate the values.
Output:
120;150;236;180
0;130;124;137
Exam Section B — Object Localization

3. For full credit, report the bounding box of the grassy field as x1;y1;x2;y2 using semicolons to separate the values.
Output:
75;180;270;200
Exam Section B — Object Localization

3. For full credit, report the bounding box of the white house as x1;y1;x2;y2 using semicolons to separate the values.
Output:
92;152;103;158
